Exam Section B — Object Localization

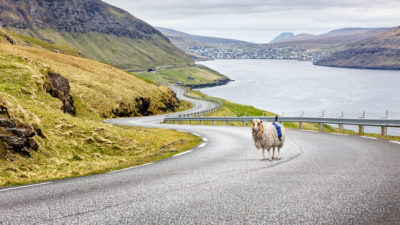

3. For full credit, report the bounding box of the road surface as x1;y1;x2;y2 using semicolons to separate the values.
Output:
1;86;400;224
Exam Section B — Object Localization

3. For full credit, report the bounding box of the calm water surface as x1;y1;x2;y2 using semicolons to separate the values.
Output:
199;59;400;134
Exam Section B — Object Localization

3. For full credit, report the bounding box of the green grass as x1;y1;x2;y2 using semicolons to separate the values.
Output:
8;28;194;70
137;66;229;86
5;31;81;57
0;37;201;187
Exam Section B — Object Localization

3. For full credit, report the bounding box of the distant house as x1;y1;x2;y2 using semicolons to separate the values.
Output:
148;67;156;72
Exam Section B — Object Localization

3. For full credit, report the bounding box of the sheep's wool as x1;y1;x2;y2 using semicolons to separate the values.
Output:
252;121;285;150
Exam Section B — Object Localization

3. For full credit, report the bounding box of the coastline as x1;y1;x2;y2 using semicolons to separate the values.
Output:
185;77;232;89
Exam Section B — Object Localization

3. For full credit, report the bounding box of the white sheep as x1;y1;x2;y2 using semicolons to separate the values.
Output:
251;119;285;161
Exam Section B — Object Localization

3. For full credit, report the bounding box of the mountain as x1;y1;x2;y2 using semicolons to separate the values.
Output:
0;0;193;70
269;32;294;43
269;27;391;49
156;27;252;49
314;27;400;70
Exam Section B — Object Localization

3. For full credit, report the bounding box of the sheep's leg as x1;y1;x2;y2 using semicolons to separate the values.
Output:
278;147;281;160
272;147;275;160
267;149;272;162
261;149;265;161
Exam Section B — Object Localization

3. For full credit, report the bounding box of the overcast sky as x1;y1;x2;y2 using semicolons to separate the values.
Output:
103;0;400;43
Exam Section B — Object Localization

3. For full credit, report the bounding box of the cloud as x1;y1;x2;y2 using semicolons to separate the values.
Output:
103;0;400;42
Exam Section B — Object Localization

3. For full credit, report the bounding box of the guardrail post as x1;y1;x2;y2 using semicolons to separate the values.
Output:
358;125;364;134
381;126;388;137
189;120;192;125
338;124;344;133
213;120;216;126
227;120;229;126
319;123;323;132
200;120;203;125
299;112;304;129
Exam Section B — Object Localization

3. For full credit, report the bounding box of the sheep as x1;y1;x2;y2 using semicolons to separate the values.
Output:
251;119;285;161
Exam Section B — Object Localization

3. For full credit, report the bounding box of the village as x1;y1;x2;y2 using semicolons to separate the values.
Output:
185;46;329;61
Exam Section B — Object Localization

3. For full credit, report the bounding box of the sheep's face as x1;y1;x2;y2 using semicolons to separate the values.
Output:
251;119;263;136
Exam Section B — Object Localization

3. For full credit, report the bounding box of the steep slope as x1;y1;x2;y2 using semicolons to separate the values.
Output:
0;30;200;186
157;27;251;49
0;0;193;70
315;27;400;70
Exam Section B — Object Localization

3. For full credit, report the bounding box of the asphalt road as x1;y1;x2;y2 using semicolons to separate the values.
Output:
1;87;400;224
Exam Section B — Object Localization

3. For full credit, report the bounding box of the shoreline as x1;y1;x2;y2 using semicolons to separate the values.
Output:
185;78;233;89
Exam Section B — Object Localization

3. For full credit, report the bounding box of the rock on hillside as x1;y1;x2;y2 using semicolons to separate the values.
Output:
0;105;39;157
315;27;400;70
0;0;193;70
43;72;76;116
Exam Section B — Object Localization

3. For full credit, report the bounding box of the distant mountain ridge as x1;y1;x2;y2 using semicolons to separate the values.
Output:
0;0;193;70
269;27;392;49
315;26;400;70
269;32;294;43
156;27;252;48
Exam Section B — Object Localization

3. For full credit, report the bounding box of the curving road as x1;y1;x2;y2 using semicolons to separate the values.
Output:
1;87;400;224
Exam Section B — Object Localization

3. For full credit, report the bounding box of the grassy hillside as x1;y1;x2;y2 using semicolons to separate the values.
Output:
0;32;200;187
7;28;193;71
0;0;194;70
137;65;230;87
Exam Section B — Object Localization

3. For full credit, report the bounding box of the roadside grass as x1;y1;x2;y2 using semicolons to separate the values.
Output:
0;38;200;187
176;89;399;141
137;66;228;86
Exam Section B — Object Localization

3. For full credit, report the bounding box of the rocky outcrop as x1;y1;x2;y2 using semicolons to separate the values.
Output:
0;106;39;157
112;97;152;117
43;72;76;115
111;91;180;118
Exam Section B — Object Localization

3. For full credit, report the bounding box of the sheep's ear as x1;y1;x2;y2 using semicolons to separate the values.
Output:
259;121;263;124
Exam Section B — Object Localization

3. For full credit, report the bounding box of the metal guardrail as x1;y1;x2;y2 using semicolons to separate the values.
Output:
166;86;399;136
166;90;222;118
164;116;400;136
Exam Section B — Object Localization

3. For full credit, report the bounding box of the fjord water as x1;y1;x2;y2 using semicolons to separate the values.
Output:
199;59;400;135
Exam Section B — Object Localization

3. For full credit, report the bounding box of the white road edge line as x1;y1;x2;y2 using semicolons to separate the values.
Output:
331;133;348;136
173;150;193;157
304;130;318;133
107;162;154;174
390;141;400;145
361;136;377;140
192;133;201;137
202;138;208;142
0;182;52;193
198;143;207;148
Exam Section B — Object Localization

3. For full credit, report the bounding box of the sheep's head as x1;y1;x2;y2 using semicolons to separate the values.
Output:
251;119;264;137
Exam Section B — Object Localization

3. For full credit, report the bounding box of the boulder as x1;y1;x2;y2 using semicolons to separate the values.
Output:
0;118;15;128
43;72;76;115
0;105;39;156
